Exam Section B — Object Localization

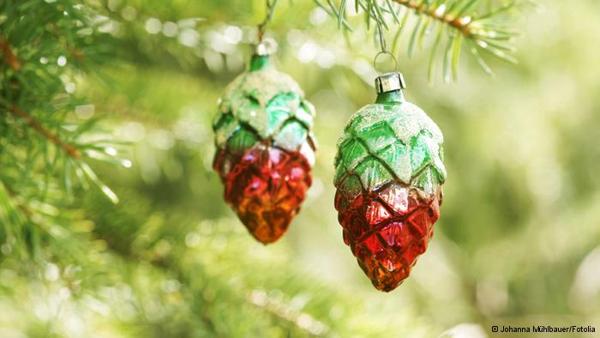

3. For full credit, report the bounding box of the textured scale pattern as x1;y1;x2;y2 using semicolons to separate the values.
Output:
213;55;316;244
334;91;446;291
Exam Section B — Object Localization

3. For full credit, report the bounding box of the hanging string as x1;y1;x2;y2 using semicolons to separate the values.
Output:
376;23;388;54
373;23;398;73
257;0;279;42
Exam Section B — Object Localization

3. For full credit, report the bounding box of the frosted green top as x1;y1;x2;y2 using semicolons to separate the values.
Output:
334;90;446;197
213;55;316;159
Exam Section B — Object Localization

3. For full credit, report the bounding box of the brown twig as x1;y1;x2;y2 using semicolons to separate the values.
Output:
391;0;474;37
9;106;81;159
0;37;22;71
257;0;279;42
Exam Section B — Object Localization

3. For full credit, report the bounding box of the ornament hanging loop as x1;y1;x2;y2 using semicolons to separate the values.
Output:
373;50;399;74
373;23;398;74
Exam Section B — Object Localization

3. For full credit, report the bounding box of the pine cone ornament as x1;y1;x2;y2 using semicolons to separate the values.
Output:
334;73;446;291
213;41;316;244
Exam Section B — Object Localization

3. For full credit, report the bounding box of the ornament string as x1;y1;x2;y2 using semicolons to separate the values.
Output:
377;23;388;55
257;0;279;43
373;23;398;74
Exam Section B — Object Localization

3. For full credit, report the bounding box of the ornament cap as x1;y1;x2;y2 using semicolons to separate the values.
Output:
255;38;278;56
375;72;406;94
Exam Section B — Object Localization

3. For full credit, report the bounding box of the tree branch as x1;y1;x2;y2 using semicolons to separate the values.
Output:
391;0;474;37
257;0;280;42
0;37;22;71
9;106;81;159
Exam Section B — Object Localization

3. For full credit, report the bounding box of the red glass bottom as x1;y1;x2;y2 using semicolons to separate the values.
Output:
335;183;441;291
214;144;312;244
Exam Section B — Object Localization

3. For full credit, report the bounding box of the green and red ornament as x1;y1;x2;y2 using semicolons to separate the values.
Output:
213;40;317;244
334;72;446;291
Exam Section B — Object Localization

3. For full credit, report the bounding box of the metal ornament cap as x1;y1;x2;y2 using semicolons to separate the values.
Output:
375;72;406;94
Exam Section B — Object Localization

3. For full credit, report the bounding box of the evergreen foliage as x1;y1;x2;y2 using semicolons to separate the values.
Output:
3;1;600;338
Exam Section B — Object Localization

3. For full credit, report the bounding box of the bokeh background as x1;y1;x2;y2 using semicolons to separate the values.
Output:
1;0;600;337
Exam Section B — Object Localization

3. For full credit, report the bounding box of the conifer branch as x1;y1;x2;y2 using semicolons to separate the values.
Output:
390;0;475;37
317;0;522;80
0;37;21;71
257;0;280;42
8;106;82;159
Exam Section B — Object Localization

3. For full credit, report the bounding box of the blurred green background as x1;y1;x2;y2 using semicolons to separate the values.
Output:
1;0;600;337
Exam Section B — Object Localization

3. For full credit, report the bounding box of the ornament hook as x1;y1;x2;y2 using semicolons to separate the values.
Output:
373;23;399;74
373;50;399;74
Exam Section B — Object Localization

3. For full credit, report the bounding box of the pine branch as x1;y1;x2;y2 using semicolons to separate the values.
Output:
8;106;81;159
317;0;523;80
0;0;123;255
0;36;21;71
257;0;280;42
391;0;476;36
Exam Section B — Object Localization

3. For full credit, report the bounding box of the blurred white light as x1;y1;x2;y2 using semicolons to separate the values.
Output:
117;121;145;142
145;18;162;34
286;29;304;47
105;147;118;156
45;263;60;281
84;296;111;316
78;27;93;36
298;41;318;63
435;4;447;16
101;185;119;204
441;323;487;338
121;159;132;168
75;104;95;119
58;287;71;301
306;178;323;200
224;25;243;44
178;18;203;28
207;31;236;54
107;0;121;12
150;129;175;150
98;20;119;34
65;82;76;93
57;55;67;66
309;7;328;25
203;48;224;72
185;232;201;247
346;0;359;16
178;28;199;47
352;59;377;84
317;50;336;68
476;278;509;315
40;56;48;64
249;289;268;306
162;279;181;293
162;21;178;37
570;247;600;310
121;6;137;21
